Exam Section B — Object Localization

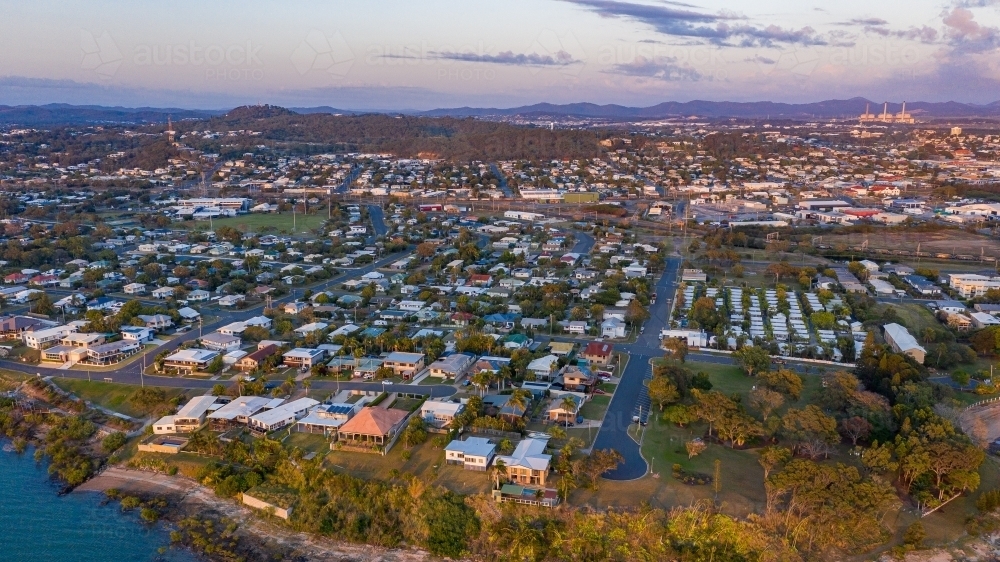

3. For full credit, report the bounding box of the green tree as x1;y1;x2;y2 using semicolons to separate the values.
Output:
760;369;803;399
733;345;770;377
781;405;839;459
648;376;680;410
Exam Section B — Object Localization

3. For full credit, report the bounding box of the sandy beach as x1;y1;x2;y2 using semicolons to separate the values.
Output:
77;467;433;562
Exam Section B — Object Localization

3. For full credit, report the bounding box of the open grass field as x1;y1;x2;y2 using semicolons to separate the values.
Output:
52;378;192;418
882;302;941;337
822;230;1000;258
184;212;328;235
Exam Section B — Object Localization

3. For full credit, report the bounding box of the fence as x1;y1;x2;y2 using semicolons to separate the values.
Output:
964;395;1000;412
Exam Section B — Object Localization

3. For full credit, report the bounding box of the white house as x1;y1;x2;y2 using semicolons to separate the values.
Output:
121;326;154;343
123;283;147;295
248;398;319;432
445;437;496;471
152;286;175;299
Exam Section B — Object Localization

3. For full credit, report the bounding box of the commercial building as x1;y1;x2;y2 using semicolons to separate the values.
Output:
949;274;1000;298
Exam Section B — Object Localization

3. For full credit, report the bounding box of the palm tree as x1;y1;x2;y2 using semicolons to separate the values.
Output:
498;438;514;455
560;395;578;427
489;459;508;490
508;389;530;415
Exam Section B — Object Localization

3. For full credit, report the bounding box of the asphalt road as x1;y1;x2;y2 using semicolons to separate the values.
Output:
368;204;388;237
3;250;457;399
490;164;513;198
592;255;683;480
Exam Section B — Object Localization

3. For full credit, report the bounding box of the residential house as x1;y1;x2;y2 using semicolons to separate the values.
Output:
296;403;360;436
187;289;211;302
294;322;329;337
248;398;320;433
85;340;141;365
165;395;218;433
123;283;147;295
282;348;326;368
23;325;76;349
420;400;465;429
201;332;242;352
561;366;596;392
336;407;408;447
121;326;154;343
427;353;474;380
527;355;559;380
177;307;201;322
445;437;496;471
883;323;926;364
235;344;279;371
208;396;274;429
495;438;551;486
547;394;583;423
137;314;174;331
0;315;50;338
151;286;176;299
218;294;245;307
581;342;614;365
601;318;627;339
383;351;425;378
284;301;310;314
164;349;220;373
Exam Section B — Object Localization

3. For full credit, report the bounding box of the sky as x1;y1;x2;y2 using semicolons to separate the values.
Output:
2;0;1000;110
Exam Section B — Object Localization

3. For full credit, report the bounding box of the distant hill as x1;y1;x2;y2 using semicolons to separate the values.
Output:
205;111;600;160
0;104;222;126
419;98;1000;120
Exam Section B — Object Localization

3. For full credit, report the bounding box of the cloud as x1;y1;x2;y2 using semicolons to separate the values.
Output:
861;24;939;43
836;18;889;26
430;50;580;66
562;0;828;46
605;56;701;80
943;7;1000;52
745;55;776;64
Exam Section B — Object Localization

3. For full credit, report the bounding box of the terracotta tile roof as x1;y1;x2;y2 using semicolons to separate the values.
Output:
338;407;407;436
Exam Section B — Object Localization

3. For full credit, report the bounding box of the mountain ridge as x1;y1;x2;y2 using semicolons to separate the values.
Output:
4;98;1000;126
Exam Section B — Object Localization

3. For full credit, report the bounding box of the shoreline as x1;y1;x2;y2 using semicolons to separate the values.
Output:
77;466;433;562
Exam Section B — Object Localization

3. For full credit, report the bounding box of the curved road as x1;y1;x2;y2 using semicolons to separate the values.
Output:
593;255;682;480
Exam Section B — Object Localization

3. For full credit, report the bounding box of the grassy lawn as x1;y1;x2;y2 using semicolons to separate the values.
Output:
392;396;425;412
326;439;492;496
886;303;941;336
185;213;327;236
631;412;767;515
600;382;617;393
418;376;447;386
579;395;610;420
282;432;331;455
683;360;823;411
52;378;192;418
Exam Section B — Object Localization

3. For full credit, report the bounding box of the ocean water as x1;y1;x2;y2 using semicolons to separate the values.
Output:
0;448;197;562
